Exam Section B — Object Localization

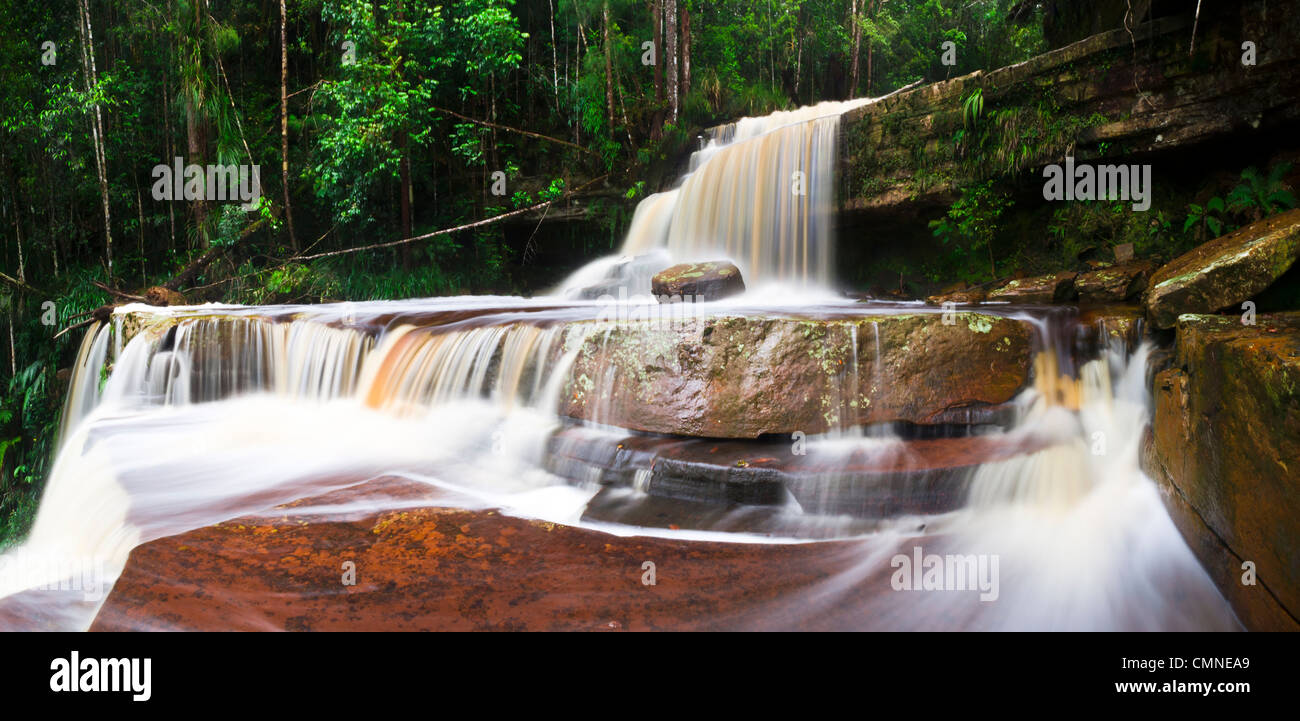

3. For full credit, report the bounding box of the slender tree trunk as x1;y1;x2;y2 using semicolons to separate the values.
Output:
76;0;114;274
7;307;16;376
652;0;663;104
548;0;559;113
849;0;862;98
682;7;691;96
280;0;297;251
184;0;207;248
665;0;678;123
163;62;176;255
603;2;614;135
865;0;875;94
12;202;25;283
136;183;145;285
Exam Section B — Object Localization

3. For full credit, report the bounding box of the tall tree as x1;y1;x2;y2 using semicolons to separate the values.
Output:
651;0;663;104
681;4;690;97
280;0;297;251
603;1;614;134
665;0;677;123
849;0;862;97
75;0;113;272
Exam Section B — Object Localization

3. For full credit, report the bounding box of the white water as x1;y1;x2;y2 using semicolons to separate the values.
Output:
0;297;1238;630
0;96;1238;630
558;98;872;297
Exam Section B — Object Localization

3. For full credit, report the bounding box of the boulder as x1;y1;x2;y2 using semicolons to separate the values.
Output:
1075;260;1156;303
561;312;1034;438
925;287;987;305
1145;209;1300;329
144;286;187;306
1143;312;1300;630
987;271;1077;304
651;261;745;301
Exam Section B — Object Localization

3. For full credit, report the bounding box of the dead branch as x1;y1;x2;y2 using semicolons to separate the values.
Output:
431;105;601;158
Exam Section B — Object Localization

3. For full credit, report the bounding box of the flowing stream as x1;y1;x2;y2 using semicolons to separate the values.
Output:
0;97;1239;631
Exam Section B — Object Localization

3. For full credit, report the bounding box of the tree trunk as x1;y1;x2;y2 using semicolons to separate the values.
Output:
849;0;861;98
866;0;875;94
652;0;663;104
548;0;559;113
603;2;614;135
682;7;691;96
280;0;297;251
76;0;114;274
665;0;678;124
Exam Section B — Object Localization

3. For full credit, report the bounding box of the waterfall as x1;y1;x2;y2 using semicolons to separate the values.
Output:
558;98;872;297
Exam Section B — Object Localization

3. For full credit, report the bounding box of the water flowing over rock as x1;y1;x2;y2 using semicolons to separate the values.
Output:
651;261;745;301
560;98;873;296
561;312;1033;438
1144;312;1300;630
1145;209;1300;329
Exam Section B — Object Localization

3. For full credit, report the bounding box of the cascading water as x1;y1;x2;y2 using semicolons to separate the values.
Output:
559;98;871;297
0;98;1239;631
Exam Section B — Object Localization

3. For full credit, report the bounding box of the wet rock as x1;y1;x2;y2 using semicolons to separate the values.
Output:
562;312;1034;438
1145;209;1300;329
651;261;745;301
987;271;1077;304
144;286;187;306
1113;243;1135;264
1075;260;1156;304
925;286;987;305
1076;305;1146;357
1143;312;1300;630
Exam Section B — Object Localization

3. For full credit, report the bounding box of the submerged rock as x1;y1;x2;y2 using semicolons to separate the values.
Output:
1144;312;1300;630
1075;260;1156;304
987;271;1077;304
1145;209;1300;329
651;261;745;301
561;312;1033;438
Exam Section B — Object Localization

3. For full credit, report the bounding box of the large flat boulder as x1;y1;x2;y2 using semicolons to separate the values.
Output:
1143;312;1300;630
1075;260;1156;304
561;313;1034;438
987;271;1077;304
1145;209;1300;329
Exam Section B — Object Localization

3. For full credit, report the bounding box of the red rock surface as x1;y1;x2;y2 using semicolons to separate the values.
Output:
89;477;934;632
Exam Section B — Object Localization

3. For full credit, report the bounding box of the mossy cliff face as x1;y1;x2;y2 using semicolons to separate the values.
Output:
839;2;1300;215
561;313;1033;438
1143;312;1300;630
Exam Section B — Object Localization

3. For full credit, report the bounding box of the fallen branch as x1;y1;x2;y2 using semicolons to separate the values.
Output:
291;174;609;262
91;280;147;303
53;317;97;341
431;104;601;158
0;271;46;296
165;214;272;291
